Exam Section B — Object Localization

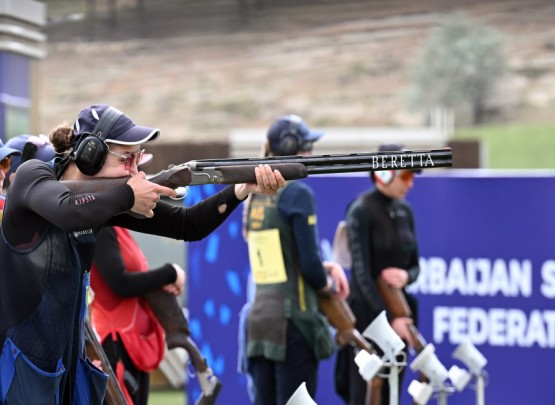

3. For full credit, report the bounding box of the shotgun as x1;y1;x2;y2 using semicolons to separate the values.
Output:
60;148;452;193
84;319;127;405
144;290;221;405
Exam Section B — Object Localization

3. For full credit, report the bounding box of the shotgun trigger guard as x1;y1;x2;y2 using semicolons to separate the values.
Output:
189;168;223;185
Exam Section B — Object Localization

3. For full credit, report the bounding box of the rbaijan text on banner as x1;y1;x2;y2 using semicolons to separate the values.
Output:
408;256;555;349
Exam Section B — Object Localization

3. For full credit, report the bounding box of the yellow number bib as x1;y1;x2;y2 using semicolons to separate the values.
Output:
247;229;288;284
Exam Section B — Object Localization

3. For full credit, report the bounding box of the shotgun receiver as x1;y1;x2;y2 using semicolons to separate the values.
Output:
84;319;127;405
61;148;452;193
144;290;221;405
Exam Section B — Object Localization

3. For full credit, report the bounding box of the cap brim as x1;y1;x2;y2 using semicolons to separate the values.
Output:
0;147;21;162
304;129;325;142
106;125;160;145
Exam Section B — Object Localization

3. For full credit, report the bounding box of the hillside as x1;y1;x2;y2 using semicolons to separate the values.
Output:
40;0;555;142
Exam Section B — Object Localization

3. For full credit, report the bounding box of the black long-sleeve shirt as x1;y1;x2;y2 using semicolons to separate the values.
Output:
346;188;420;331
0;159;246;405
3;160;242;251
93;226;176;297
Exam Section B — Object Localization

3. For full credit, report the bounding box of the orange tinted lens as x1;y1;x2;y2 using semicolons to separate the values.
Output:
398;170;414;182
124;150;144;170
135;150;144;167
0;156;11;172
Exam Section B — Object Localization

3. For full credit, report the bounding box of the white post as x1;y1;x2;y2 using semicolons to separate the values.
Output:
475;374;485;405
389;364;400;405
436;386;449;405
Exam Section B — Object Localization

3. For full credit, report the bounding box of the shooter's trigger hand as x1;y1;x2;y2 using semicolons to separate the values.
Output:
127;172;176;218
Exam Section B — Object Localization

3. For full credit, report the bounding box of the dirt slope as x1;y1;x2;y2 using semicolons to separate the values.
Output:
41;0;555;142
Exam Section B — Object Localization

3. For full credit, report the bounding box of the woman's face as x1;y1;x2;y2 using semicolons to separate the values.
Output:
94;144;143;178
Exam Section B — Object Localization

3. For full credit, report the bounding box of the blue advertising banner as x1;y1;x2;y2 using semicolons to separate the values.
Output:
186;172;555;405
0;51;31;141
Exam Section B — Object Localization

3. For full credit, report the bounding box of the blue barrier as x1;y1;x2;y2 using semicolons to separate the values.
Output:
187;172;555;405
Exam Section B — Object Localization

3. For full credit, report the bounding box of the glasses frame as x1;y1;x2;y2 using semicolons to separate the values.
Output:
107;148;145;171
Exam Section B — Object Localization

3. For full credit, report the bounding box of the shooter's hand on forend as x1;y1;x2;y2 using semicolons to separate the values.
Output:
233;164;286;200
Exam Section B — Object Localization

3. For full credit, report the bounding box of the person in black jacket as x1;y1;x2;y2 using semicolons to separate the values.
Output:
336;143;421;405
0;103;285;405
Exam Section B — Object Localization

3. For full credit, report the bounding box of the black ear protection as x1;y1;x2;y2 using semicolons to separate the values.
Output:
374;170;395;185
21;141;37;163
73;107;124;176
275;120;304;156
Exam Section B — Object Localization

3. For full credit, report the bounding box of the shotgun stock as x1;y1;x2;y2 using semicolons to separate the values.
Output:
318;296;374;354
84;319;127;405
375;276;426;353
61;148;452;194
144;290;221;405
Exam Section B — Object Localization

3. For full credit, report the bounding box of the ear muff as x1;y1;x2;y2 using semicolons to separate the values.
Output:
374;170;394;185
74;107;124;176
21;141;37;163
275;121;303;156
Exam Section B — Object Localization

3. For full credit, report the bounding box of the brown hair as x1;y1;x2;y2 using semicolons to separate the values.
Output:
49;122;74;154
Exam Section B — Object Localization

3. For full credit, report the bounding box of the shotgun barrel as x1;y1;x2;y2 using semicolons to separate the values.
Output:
181;148;452;185
188;148;452;172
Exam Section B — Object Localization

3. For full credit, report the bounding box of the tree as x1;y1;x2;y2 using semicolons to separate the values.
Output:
406;12;507;125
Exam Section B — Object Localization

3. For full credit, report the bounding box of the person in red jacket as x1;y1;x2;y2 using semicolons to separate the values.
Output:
90;153;185;405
